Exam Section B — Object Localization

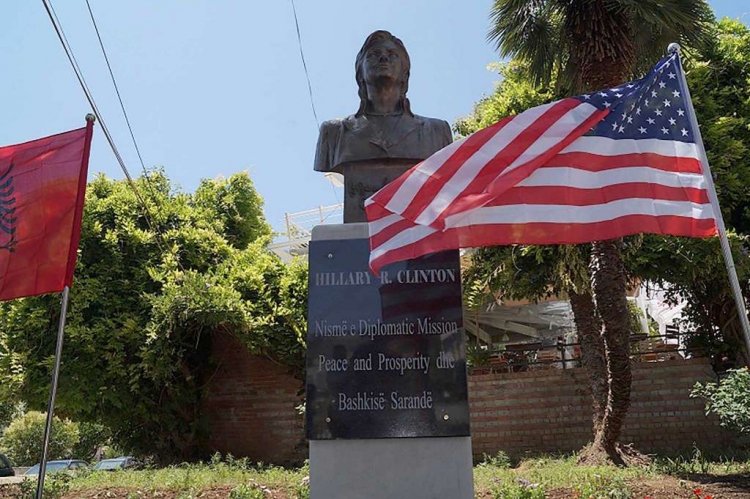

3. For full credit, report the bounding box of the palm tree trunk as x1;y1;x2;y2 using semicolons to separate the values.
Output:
588;239;632;465
569;290;607;435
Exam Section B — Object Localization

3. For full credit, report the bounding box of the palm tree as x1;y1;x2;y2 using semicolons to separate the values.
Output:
488;0;711;464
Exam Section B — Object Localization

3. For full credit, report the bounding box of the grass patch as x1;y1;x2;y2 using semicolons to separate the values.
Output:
52;451;750;498
69;455;308;496
474;454;651;497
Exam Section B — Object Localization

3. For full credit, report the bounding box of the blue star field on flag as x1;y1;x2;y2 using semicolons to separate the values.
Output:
575;53;695;143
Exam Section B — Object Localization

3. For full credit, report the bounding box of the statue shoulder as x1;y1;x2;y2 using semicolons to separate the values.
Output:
314;116;357;172
319;115;359;134
414;115;453;147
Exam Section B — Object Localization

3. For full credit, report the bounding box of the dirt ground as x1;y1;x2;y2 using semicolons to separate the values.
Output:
0;474;747;498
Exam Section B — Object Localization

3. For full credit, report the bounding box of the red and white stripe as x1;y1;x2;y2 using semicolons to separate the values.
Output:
365;100;717;274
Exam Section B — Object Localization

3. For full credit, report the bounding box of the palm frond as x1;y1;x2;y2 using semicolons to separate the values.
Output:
611;0;714;75
488;0;565;85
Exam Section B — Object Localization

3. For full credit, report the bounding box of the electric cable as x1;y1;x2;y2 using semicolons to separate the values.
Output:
290;0;320;129
289;1;343;210
83;0;162;206
42;0;172;260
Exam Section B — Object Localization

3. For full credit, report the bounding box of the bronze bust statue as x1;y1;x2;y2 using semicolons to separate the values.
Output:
314;30;453;222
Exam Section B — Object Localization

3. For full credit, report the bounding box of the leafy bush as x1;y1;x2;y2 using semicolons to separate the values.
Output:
73;421;111;461
573;474;631;499
692;368;750;434
0;172;308;462
467;344;493;370
489;477;545;499
650;446;712;476
0;411;79;466
228;483;266;499
16;473;71;499
480;450;512;469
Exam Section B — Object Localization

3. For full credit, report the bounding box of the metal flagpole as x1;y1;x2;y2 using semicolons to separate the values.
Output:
35;286;71;499
671;43;750;359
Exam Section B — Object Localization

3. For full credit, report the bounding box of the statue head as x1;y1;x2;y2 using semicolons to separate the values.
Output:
355;30;412;117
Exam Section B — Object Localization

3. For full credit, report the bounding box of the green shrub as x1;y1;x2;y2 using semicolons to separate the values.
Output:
0;411;79;466
72;422;111;460
228;483;267;499
481;450;512;469
490;478;545;499
573;474;631;499
651;446;711;475
295;476;310;499
692;368;750;434
16;472;71;499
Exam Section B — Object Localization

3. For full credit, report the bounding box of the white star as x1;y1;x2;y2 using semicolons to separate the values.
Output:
636;107;642;115
612;122;619;131
677;109;685;116
672;90;681;98
665;61;671;68
615;93;623;98
651;90;658;98
610;87;621;92
661;127;670;135
603;101;611;108
655;108;663;116
639;126;647;134
669;118;677;125
618;126;625;133
583;94;591;100
627;116;633;124
621;112;627;120
659;81;667;88
647;118;656;124
681;128;689;137
599;92;609;97
668;72;676;79
663;99;671;107
627;84;635;89
645;99;650;107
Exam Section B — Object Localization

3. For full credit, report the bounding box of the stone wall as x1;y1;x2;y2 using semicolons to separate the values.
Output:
204;335;732;462
203;333;306;464
469;359;733;458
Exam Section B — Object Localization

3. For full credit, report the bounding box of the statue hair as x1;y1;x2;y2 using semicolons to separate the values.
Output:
354;30;412;118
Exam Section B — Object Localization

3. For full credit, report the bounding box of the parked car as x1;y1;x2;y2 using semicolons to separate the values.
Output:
93;456;138;471
0;453;13;477
24;460;88;475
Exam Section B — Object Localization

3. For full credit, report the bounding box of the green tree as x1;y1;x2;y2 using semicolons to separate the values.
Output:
0;411;79;466
628;19;750;366
0;171;307;462
692;368;750;434
485;0;712;464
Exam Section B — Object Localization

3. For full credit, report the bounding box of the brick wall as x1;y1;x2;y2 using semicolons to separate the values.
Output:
204;336;732;463
470;358;734;458
203;333;306;464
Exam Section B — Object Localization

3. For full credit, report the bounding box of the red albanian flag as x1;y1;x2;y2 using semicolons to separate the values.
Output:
0;121;94;300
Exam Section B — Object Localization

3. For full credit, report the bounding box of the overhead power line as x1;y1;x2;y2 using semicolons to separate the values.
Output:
83;0;150;180
82;0;164;211
290;0;320;129
41;0;169;257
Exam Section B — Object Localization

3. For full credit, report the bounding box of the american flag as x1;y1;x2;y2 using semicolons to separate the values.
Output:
365;53;718;274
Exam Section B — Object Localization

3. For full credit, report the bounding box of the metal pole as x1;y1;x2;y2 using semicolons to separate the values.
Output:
671;43;750;359
285;212;292;240
35;286;70;499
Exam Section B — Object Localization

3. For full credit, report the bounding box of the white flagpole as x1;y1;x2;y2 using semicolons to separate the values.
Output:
671;43;750;359
35;286;70;499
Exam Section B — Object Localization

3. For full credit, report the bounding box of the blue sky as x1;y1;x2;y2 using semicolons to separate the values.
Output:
1;1;747;234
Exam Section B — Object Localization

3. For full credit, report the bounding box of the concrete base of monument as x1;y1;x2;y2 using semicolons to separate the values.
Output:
308;223;474;498
309;437;474;499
